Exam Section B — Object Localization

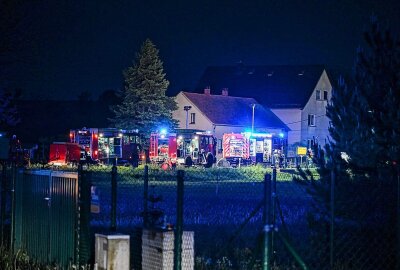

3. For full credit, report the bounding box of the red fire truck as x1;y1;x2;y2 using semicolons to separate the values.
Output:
222;133;252;166
222;132;286;166
69;127;143;165
49;142;82;165
149;130;177;164
150;129;216;167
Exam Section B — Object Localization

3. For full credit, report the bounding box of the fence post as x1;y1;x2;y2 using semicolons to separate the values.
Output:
77;164;92;265
143;165;149;228
330;165;335;269
396;165;400;270
0;161;6;246
174;170;184;270
10;163;17;252
263;173;272;270
76;164;82;264
111;165;117;232
271;168;277;258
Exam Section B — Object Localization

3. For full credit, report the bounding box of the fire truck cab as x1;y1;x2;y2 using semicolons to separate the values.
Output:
69;127;142;166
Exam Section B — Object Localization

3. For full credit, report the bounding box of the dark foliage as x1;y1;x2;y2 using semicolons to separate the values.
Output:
0;89;20;131
294;18;399;269
12;90;121;145
110;39;178;145
326;18;400;178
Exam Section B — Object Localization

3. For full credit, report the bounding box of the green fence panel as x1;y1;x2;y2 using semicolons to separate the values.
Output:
49;173;79;265
14;170;82;268
22;171;51;263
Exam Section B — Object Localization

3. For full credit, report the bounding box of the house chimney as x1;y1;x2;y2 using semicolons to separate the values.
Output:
204;86;211;95
221;88;229;96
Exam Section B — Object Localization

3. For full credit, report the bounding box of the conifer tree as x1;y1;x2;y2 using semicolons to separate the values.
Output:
326;19;400;178
296;21;399;267
111;39;178;140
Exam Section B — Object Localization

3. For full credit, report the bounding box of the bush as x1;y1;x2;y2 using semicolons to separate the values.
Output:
0;247;91;270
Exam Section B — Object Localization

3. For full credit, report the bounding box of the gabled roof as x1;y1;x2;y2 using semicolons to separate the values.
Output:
196;64;326;109
181;92;288;130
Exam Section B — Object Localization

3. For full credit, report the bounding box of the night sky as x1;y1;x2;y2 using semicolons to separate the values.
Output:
2;0;400;100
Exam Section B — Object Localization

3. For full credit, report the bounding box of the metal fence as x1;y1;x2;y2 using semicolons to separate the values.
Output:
274;168;398;270
1;163;398;270
0;162;14;247
86;165;399;270
3;166;91;268
88;165;267;269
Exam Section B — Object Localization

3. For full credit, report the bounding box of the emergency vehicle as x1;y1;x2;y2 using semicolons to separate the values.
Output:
222;133;252;166
69;127;143;165
149;130;177;164
49;142;81;165
222;132;286;166
150;129;216;166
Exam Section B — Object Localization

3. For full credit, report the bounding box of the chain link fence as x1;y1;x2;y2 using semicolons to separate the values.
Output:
2;163;398;269
87;165;269;269
86;164;399;270
279;168;398;270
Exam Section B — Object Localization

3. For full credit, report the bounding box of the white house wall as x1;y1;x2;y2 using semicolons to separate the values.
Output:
270;108;302;145
301;70;332;146
173;93;284;139
173;92;214;131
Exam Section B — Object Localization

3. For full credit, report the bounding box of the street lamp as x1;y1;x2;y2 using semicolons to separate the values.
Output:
251;104;256;134
184;106;192;129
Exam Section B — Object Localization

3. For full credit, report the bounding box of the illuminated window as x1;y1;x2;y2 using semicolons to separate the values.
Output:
190;113;196;124
308;114;315;126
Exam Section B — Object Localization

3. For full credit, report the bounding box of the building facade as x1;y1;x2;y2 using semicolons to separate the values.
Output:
270;70;332;147
196;65;333;151
173;90;288;159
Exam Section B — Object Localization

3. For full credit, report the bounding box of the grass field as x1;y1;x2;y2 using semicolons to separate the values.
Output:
86;165;317;268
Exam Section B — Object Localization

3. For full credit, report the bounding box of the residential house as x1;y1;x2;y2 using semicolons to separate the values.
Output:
196;64;332;153
172;90;288;158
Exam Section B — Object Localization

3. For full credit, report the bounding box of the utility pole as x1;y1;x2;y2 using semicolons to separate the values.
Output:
252;104;256;134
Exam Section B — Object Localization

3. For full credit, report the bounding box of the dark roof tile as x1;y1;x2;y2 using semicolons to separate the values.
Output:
196;64;326;109
182;92;288;130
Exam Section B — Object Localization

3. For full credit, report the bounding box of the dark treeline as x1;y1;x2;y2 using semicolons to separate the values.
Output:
11;90;120;145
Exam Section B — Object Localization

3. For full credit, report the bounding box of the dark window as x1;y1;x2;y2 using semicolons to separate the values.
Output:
218;139;223;154
308;114;315;126
323;90;328;100
307;139;315;149
114;138;121;146
190;113;196;124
